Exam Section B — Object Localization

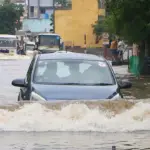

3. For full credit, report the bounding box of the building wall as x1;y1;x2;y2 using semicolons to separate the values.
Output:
28;0;53;19
55;0;105;47
22;0;54;32
39;0;53;7
29;0;38;7
0;0;3;4
29;0;53;7
22;18;53;32
11;0;25;3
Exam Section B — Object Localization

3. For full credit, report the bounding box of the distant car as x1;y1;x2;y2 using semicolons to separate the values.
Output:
12;51;132;101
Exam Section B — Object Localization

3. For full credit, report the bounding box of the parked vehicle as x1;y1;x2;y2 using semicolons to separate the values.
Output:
0;34;18;55
34;33;64;54
12;51;132;101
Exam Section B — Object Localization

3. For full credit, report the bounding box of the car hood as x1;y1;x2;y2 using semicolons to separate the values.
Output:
32;84;119;101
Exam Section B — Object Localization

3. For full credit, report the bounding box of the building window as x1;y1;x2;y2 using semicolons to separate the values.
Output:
39;7;53;19
30;6;34;13
98;0;105;9
98;15;104;21
54;0;72;9
40;7;46;14
30;6;34;18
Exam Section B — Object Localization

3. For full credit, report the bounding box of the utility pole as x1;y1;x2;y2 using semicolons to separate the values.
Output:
27;0;29;18
84;34;87;53
38;0;40;19
53;0;55;33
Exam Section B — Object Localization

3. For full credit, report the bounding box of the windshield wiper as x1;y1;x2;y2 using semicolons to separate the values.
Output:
46;83;113;86
91;83;113;86
56;83;87;85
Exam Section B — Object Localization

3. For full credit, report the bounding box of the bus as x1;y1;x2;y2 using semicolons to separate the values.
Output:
0;35;18;55
35;33;64;53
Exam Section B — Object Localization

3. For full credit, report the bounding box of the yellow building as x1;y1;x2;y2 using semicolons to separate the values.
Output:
55;0;105;48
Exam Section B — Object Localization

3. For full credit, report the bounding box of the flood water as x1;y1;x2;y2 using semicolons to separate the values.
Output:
0;58;150;150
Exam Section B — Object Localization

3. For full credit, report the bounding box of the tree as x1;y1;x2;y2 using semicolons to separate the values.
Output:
93;0;150;74
92;15;117;43
94;0;150;48
50;14;54;33
0;0;24;34
4;0;10;4
105;0;150;75
111;1;150;49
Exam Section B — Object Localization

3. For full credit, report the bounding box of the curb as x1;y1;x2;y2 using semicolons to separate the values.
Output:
0;55;31;60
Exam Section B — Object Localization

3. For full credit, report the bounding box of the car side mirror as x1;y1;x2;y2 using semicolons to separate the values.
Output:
12;79;27;87
118;79;132;89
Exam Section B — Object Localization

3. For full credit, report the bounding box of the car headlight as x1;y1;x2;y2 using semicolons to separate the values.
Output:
107;92;122;100
111;93;122;100
30;92;46;101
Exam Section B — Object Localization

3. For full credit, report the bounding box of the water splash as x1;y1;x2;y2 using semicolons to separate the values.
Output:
0;54;31;60
0;100;149;132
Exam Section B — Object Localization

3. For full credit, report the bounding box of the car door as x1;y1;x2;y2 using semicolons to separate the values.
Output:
20;57;36;100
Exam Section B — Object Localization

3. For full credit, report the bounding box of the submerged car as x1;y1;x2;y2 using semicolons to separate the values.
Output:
12;51;132;101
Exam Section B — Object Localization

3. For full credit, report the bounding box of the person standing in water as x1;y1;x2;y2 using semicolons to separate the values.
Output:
110;39;118;61
117;38;126;61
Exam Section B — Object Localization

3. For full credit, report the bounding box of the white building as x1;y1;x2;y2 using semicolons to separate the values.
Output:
28;0;53;19
21;0;54;33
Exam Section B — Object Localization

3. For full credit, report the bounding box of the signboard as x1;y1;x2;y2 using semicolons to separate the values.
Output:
102;33;109;45
11;0;25;2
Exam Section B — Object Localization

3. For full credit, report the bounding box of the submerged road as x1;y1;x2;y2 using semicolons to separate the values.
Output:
0;59;150;150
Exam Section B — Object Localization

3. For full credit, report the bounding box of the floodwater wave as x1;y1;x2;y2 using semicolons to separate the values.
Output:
0;100;149;132
0;54;31;60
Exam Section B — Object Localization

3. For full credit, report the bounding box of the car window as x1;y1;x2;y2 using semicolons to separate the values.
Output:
36;62;92;77
26;45;35;50
26;57;36;83
36;61;70;78
33;59;115;85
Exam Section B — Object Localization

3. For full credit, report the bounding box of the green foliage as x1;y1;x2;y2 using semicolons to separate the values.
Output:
107;0;150;44
92;15;116;43
0;0;24;34
4;0;10;4
93;20;104;36
93;0;150;44
50;14;54;32
93;0;150;73
93;15;117;36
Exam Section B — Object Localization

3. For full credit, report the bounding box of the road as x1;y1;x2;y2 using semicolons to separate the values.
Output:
0;58;150;150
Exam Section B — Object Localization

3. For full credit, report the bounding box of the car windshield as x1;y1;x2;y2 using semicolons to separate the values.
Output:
0;38;16;47
33;59;115;85
26;45;35;50
38;35;60;51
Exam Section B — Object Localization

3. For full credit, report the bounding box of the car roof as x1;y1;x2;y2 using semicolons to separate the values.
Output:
0;34;17;38
38;51;105;61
